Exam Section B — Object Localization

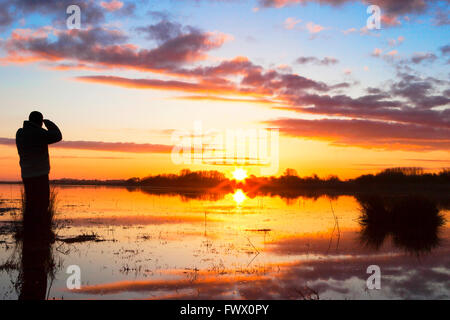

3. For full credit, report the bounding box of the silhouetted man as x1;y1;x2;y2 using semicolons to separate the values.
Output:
16;111;62;234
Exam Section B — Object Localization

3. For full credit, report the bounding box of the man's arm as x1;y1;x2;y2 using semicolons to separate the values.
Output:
43;119;62;144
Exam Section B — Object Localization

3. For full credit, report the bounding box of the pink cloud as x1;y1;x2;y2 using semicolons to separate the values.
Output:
372;48;383;56
284;17;302;29
381;14;402;26
387;49;398;56
100;0;124;12
306;21;325;34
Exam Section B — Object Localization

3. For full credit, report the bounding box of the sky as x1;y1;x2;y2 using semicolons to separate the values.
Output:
0;0;449;180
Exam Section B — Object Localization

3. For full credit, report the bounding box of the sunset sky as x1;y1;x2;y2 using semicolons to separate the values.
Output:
0;0;449;180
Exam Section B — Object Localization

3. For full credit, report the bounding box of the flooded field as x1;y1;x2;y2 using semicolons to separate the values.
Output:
0;185;449;300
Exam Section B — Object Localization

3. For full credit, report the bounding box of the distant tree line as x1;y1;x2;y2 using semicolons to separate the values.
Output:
351;167;449;185
27;167;448;191
125;169;229;188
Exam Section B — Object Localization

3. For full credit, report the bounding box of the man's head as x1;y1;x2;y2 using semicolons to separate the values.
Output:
29;111;43;127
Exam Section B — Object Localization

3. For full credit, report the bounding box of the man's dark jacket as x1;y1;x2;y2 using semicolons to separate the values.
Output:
16;120;62;179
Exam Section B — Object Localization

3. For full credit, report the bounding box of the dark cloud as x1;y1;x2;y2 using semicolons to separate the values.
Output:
366;87;383;94
265;118;450;150
3;25;228;72
136;20;198;43
440;44;450;55
390;72;450;109
276;71;450;131
433;7;449;25
241;69;331;93
0;137;172;153
115;2;136;16
146;10;172;21
258;0;441;15
410;52;438;64
0;5;13;27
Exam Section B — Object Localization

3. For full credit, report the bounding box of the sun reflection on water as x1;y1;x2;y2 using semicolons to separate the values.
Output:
233;189;247;205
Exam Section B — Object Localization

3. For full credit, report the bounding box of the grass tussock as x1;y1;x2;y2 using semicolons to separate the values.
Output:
56;232;104;244
13;188;59;241
358;195;446;254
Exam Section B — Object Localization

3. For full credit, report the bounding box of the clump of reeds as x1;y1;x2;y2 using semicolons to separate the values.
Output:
358;195;446;255
14;188;59;241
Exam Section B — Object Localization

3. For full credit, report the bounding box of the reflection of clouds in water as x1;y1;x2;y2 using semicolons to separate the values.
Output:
282;250;450;299
69;244;450;299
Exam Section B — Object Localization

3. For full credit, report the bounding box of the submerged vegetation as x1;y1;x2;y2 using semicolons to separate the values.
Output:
12;188;59;241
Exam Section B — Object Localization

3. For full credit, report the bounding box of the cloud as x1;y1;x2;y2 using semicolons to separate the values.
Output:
381;14;402;26
371;47;403;62
257;0;450;29
390;72;450;109
100;0;124;12
342;27;357;34
258;0;437;15
410;52;437;64
0;5;13;27
136;20;186;43
75;55;336;96
0;137;172;153
2;26;230;73
440;44;450;55
372;48;383;57
283;17;302;29
306;21;325;34
75;75;247;96
433;8;449;25
265;118;450;150
295;56;338;65
388;36;405;46
387;49;398;56
175;95;276;105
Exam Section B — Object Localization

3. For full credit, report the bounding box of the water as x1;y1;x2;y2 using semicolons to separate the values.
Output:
0;185;449;300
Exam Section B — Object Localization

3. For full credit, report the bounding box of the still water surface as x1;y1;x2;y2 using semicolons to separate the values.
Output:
0;185;448;299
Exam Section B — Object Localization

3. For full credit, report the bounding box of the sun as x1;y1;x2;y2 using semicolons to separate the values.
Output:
232;168;247;181
233;189;247;205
